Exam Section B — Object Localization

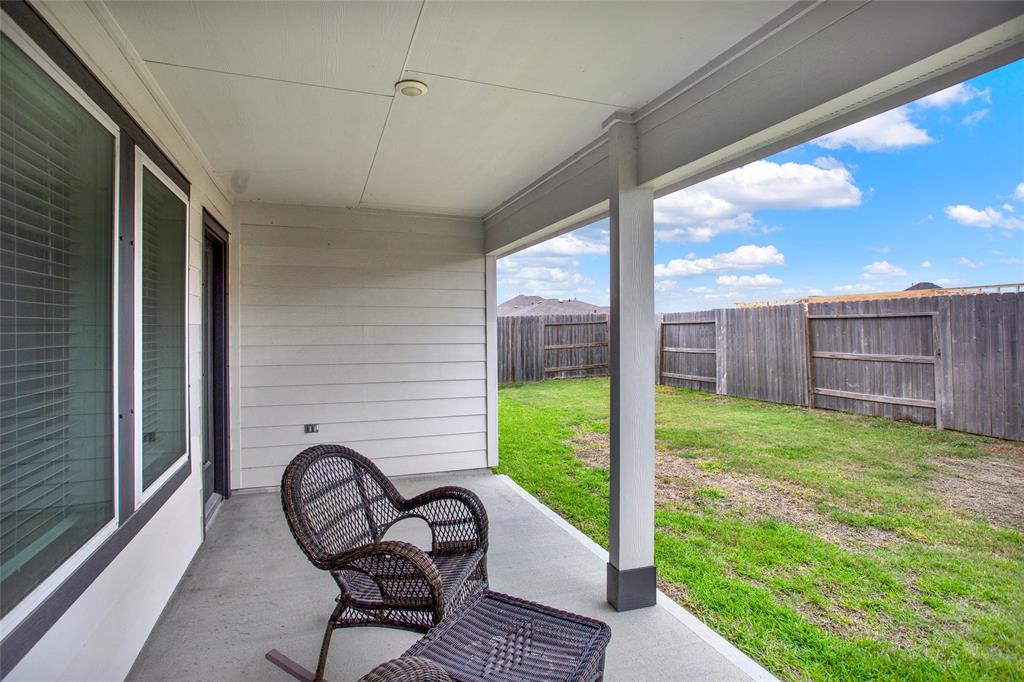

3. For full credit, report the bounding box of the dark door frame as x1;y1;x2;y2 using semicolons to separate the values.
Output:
202;209;230;522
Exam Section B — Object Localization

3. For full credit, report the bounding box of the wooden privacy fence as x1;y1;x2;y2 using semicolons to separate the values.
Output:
806;307;941;425
658;313;717;390
543;314;609;379
498;314;609;383
498;292;1022;440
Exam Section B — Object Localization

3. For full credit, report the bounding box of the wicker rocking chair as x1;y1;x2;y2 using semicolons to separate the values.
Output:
266;444;489;682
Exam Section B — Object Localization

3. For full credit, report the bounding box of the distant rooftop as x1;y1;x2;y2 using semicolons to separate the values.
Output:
498;295;609;317
736;282;1022;308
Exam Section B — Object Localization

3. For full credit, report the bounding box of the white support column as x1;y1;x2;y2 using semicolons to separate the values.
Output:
605;114;657;610
485;255;499;467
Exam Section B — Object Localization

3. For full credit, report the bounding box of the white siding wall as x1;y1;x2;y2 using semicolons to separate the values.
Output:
6;3;234;679
236;204;487;487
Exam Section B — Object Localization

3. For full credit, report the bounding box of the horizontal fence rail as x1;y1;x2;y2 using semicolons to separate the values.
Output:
497;292;1022;440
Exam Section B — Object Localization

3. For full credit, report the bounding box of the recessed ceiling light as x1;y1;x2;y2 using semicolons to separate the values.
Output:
395;79;428;97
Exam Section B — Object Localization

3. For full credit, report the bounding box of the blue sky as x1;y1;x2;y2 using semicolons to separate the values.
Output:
498;59;1024;312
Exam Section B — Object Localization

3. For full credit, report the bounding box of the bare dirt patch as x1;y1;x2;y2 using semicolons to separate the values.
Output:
570;428;609;468
932;442;1024;530
568;426;903;550
566;427;995;649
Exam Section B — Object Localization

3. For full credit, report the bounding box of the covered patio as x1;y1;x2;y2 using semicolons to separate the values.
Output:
127;471;768;681
2;1;1023;680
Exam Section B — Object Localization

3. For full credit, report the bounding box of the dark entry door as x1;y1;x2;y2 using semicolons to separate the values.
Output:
202;212;229;519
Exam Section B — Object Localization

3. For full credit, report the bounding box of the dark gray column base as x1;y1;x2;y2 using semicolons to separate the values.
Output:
607;563;657;611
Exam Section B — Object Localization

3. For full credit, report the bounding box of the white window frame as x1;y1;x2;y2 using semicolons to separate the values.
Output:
0;16;121;638
133;148;191;507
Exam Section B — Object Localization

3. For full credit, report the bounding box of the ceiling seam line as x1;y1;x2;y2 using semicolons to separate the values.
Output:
358;0;427;207
403;70;631;109
400;0;428;76
142;59;394;99
356;97;395;208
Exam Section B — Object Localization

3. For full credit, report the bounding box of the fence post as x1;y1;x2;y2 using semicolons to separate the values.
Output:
715;309;727;395
531;316;545;382
655;315;663;385
934;299;947;430
803;303;815;409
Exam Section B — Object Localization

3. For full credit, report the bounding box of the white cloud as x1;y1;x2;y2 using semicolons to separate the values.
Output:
518;231;608;257
654;158;860;242
504;265;595;288
916;83;990;109
814;107;932;151
861;260;907;279
833;283;876;292
654;280;679;294
812;82;989;153
962;109;990;126
1014;183;1024;202
958;257;982;269
689;287;752;302
654;244;785;278
945;204;1024;230
868;246;891;254
716;273;783;288
782;287;825;297
998;256;1022;266
498;226;607;302
921;260;932;268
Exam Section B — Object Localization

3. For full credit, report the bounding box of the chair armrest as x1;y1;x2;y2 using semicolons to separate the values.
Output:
359;657;452;682
402;486;489;553
320;540;444;619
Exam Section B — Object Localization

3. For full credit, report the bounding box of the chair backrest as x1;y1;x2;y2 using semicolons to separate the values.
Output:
281;444;403;565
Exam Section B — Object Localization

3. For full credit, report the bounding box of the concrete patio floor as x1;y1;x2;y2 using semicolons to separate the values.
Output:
128;470;774;681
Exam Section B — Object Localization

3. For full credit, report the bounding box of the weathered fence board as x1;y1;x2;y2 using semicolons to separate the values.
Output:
497;316;544;383
807;297;940;425
721;304;807;406
943;292;1023;440
660;311;716;392
543;314;609;379
497;292;1022;440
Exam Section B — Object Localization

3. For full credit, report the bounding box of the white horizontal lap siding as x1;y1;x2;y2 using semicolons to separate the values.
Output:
237;204;487;487
240;325;485;346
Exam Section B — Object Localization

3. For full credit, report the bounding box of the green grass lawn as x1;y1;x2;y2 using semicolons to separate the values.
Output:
496;377;1024;681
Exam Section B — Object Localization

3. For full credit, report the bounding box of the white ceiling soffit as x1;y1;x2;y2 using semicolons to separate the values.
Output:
105;0;795;214
145;62;390;207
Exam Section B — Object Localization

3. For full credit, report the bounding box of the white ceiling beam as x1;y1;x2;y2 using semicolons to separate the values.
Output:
484;1;1024;256
483;139;610;256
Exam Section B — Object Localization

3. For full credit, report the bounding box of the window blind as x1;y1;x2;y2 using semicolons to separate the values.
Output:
0;34;115;617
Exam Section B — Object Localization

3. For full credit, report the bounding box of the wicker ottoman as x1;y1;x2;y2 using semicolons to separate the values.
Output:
400;590;611;682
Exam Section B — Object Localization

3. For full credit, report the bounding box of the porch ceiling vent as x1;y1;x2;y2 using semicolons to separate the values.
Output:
395;79;428;97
